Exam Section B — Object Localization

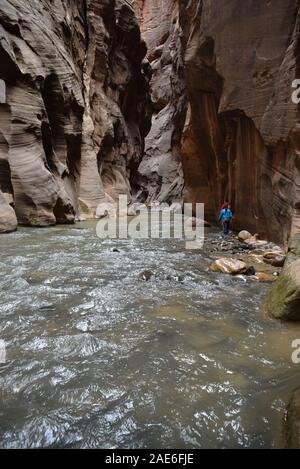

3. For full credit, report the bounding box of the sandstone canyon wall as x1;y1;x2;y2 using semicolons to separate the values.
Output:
1;0;299;245
0;0;151;231
134;0;300;244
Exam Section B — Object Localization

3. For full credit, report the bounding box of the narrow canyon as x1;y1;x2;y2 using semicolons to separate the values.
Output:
0;0;299;244
0;0;300;450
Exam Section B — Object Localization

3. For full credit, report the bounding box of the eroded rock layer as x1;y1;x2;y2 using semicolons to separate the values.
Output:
135;0;300;244
0;0;151;229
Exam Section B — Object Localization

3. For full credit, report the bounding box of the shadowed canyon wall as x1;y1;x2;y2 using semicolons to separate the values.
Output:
134;0;300;244
0;0;151;231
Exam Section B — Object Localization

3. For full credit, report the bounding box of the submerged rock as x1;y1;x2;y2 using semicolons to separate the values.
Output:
138;270;153;281
266;259;300;320
284;388;300;449
165;274;185;283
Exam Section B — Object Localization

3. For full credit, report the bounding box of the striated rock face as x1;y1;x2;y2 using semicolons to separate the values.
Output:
0;0;151;228
82;0;152;208
135;0;300;244
132;0;186;205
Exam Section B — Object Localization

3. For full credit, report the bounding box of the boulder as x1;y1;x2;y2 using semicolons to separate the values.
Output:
266;259;300;320
0;192;17;233
271;256;286;268
238;230;252;242
138;270;153;281
244;235;259;245
253;272;277;283
210;258;247;275
285;234;300;267
263;252;286;267
284;388;300;449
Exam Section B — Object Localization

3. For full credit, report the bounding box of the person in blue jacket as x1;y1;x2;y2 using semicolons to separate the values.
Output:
218;203;233;236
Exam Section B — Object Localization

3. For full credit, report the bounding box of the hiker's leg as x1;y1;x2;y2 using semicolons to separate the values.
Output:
222;221;226;235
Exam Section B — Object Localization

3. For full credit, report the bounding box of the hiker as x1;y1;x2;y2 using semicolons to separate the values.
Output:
219;200;229;212
218;203;233;236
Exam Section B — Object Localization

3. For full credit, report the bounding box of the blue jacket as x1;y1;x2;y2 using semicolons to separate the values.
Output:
219;208;233;223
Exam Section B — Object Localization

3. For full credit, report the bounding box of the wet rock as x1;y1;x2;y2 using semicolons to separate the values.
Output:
138;270;153;281
165;274;185;283
271;256;286;268
245;237;269;247
210;258;247;275
244;266;256;276
284;388;300;449
266;259;300;320
239;243;255;251
111;248;121;253
238;231;252;242
285;234;300;267
0;191;17;233
263;252;286;267
252;249;270;256
253;272;277;283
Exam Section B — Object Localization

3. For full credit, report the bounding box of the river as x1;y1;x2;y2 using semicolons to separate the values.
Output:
0;222;300;448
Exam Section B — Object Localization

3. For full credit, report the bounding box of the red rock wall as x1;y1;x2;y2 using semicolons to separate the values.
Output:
136;0;300;244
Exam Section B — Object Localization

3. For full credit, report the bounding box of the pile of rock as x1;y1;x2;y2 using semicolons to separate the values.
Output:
209;230;284;283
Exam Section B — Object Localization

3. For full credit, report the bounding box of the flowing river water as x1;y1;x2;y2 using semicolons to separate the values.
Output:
0;221;300;449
